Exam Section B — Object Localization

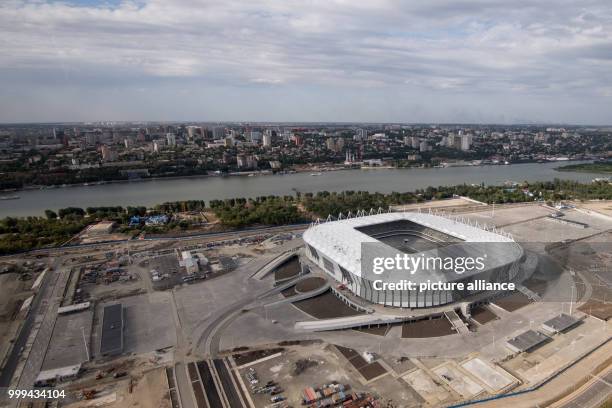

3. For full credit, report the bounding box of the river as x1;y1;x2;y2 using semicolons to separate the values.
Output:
0;161;603;217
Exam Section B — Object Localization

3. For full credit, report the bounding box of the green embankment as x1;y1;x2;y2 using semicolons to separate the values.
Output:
556;162;612;174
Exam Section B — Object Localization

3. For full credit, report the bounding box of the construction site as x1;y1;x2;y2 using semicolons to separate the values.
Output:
0;199;610;408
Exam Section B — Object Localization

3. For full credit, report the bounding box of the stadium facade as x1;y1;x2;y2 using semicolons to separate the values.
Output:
302;211;527;308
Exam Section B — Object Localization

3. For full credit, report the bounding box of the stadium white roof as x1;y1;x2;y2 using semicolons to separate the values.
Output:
303;211;521;280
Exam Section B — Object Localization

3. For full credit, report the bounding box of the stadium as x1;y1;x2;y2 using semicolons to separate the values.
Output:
302;211;528;308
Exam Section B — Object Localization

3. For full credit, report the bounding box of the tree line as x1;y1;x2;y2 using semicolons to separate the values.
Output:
1;179;611;254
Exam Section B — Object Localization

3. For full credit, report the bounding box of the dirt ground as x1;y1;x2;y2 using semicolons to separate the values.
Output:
237;344;355;408
60;351;173;407
292;290;363;318
492;292;533;312
0;272;33;320
114;367;171;408
64;367;171;408
401;316;456;338
575;200;612;218
236;343;420;407
354;324;393;336
274;256;301;281
295;276;326;292
335;345;388;381
578;300;612;321
471;306;498;325
390;197;486;212
77;232;132;245
84;276;146;302
0;271;36;365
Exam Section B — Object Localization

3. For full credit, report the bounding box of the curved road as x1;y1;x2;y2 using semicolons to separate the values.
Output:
195;253;304;357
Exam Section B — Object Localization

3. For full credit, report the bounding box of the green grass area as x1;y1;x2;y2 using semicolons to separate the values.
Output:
556;162;612;174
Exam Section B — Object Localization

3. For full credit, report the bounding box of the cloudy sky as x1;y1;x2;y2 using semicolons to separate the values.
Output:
1;0;612;124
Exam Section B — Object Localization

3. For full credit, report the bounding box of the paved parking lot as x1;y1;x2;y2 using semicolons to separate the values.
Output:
42;310;93;370
96;292;176;356
122;292;176;354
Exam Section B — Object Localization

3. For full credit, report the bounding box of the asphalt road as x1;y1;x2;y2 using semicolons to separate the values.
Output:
213;359;244;408
196;257;301;357
174;362;196;408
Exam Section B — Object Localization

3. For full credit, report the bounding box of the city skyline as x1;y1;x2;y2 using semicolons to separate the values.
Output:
1;0;612;124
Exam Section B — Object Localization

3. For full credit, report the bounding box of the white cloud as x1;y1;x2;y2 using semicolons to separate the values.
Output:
0;0;611;123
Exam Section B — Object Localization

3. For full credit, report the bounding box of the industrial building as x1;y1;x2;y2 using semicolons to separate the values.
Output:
179;250;199;274
100;304;124;357
541;314;582;334
86;221;116;235
505;329;550;353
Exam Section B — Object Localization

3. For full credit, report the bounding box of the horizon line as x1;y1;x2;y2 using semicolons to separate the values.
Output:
1;120;611;128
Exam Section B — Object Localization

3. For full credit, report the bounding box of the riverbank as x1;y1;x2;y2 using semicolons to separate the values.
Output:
1;180;611;255
5;167;353;193
2;158;592;193
0;161;603;218
556;162;612;174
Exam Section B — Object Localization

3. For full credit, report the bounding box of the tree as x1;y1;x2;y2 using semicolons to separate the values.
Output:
58;207;85;219
44;210;57;220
